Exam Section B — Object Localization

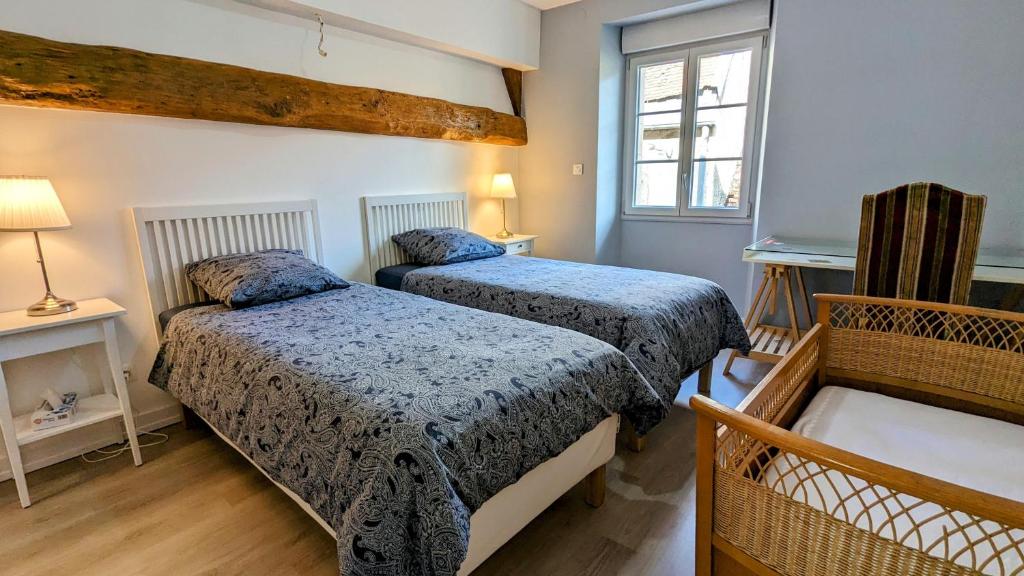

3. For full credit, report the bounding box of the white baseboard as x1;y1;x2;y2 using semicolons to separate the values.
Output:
0;403;183;483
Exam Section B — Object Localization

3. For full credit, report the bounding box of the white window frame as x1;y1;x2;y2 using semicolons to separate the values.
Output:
622;33;767;223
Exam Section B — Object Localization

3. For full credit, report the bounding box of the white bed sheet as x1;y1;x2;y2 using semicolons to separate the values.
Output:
762;386;1024;575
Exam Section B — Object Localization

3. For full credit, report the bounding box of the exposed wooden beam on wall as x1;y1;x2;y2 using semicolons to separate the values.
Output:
501;68;524;117
0;29;527;146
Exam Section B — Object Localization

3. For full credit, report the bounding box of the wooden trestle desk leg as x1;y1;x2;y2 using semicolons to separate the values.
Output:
781;268;802;345
724;264;806;374
724;268;770;374
793;266;813;327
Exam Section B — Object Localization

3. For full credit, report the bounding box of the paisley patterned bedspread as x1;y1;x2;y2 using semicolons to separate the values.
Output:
401;256;751;409
149;283;663;576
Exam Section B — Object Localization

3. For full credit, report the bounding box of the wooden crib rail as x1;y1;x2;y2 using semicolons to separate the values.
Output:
692;394;1024;576
716;324;824;485
694;395;1024;531
815;293;1024;322
815;294;1024;421
734;323;823;428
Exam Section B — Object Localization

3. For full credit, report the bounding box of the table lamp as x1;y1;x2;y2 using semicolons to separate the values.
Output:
0;177;77;316
490;172;517;239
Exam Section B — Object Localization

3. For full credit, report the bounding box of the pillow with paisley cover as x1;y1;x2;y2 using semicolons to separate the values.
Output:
185;249;349;309
391;227;506;266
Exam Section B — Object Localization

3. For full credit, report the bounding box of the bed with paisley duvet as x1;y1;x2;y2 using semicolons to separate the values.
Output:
135;202;664;576
370;224;751;446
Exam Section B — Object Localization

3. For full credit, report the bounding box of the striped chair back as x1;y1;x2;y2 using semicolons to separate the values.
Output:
853;182;986;305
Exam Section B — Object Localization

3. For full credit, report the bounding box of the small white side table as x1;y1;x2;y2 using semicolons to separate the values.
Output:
0;298;142;507
487;233;539;256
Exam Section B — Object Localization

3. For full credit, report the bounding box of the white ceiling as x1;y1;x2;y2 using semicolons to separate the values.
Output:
520;0;581;10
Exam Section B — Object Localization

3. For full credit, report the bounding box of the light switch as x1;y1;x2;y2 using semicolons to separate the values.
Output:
572;163;584;176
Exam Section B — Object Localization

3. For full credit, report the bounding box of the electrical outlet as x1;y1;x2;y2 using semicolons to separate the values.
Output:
122;365;131;384
572;163;584;176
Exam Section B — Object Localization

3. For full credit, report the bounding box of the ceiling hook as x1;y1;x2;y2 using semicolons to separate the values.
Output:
314;13;328;58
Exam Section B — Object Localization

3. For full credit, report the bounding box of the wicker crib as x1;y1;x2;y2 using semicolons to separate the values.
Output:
691;294;1024;576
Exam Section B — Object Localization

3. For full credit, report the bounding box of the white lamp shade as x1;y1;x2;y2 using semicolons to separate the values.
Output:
0;177;71;231
490;173;517;199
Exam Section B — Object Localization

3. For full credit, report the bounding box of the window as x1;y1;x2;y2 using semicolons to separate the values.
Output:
623;34;766;221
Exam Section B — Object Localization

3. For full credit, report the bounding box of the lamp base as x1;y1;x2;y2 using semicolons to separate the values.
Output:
27;293;77;317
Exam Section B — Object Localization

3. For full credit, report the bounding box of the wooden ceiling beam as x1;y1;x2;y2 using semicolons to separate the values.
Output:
501;68;524;117
0;29;527;146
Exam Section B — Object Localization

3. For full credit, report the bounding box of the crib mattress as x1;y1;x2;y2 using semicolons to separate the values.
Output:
763;386;1024;574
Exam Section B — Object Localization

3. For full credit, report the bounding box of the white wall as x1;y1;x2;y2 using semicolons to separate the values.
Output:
519;0;704;264
0;0;520;478
620;221;755;303
518;4;599;264
520;0;757;304
754;0;1024;310
240;0;541;70
524;0;1024;309
757;0;1024;249
594;24;625;265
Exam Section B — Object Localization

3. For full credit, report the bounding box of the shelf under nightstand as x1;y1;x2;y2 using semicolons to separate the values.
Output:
14;393;124;445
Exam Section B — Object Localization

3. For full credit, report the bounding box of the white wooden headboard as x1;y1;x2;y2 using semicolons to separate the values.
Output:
361;192;467;281
131;200;322;335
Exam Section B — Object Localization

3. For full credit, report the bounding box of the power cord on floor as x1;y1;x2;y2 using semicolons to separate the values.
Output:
80;431;169;463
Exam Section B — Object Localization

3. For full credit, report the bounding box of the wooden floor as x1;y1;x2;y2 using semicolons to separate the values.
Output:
0;353;770;576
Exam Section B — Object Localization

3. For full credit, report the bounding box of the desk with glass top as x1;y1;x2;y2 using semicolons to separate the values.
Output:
725;236;1024;374
743;236;1024;284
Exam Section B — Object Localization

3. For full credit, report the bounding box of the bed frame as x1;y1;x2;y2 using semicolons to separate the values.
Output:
361;192;468;282
131;200;324;337
691;294;1024;576
130;200;615;575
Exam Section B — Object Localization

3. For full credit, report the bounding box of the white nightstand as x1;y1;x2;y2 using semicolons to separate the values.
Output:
487;234;539;256
0;298;142;507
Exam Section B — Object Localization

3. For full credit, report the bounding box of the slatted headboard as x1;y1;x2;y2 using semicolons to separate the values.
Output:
361;192;467;281
131;200;322;335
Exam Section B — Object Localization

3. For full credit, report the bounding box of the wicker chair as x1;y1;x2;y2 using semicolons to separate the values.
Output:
854;182;987;305
691;294;1024;576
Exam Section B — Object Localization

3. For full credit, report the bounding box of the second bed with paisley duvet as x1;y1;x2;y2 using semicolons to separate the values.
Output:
384;255;751;409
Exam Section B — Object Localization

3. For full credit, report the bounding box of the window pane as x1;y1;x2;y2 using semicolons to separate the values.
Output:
638;113;681;160
692;106;747;159
696;49;752;108
639;61;684;113
690;159;742;209
635;162;679;208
